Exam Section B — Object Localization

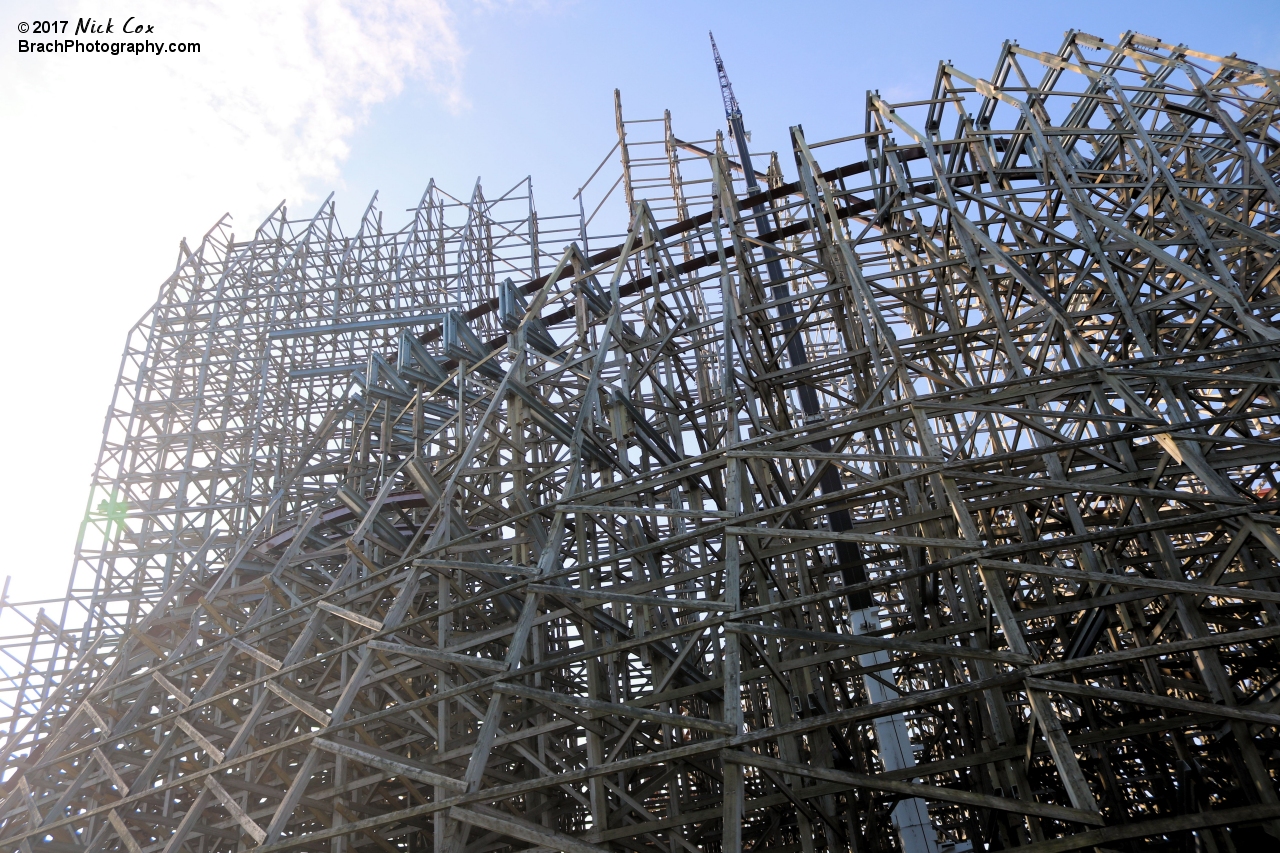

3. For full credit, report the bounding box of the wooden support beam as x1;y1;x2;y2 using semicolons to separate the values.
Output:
204;776;267;843
449;805;611;853
494;681;736;734
724;751;1105;825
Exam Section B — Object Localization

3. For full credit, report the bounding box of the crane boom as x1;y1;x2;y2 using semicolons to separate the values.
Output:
708;31;752;170
709;31;740;121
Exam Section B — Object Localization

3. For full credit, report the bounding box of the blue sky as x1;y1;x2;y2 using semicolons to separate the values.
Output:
1;0;1277;601
337;0;1280;230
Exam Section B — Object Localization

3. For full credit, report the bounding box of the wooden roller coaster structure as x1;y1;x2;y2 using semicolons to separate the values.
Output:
2;29;1280;853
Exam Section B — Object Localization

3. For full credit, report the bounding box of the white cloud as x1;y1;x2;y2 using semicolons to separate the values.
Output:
0;0;464;601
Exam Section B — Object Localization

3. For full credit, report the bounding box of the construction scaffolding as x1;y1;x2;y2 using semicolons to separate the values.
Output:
3;29;1280;853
